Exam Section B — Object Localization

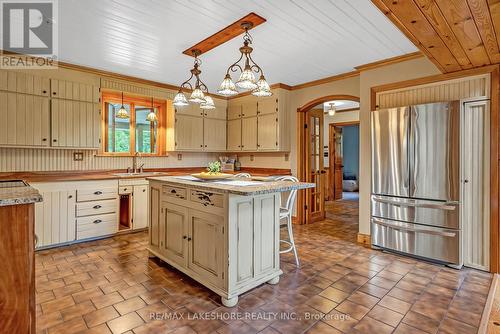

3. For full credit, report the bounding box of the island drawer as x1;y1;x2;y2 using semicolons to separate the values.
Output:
162;185;187;200
77;187;117;202
76;199;117;217
77;213;117;240
189;189;225;208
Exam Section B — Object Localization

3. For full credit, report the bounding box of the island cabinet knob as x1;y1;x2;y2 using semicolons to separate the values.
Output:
93;205;101;209
183;236;187;239
94;191;103;195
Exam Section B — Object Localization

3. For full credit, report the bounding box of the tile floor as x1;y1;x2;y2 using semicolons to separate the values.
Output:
35;199;492;334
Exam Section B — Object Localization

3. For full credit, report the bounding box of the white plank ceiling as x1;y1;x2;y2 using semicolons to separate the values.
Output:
58;0;417;91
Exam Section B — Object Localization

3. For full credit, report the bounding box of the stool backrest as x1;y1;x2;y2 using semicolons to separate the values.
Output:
276;176;299;212
234;173;251;178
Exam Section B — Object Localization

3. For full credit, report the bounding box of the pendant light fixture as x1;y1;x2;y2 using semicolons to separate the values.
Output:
218;22;271;97
116;92;129;119
327;103;336;116
146;97;158;122
173;49;215;109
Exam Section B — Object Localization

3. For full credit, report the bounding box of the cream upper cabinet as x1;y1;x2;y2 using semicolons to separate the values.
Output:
241;117;258;151
257;97;278;115
174;114;204;150
227;119;241;151
0;71;50;96
187;209;225;288
162;202;189;267
133;185;149;230
202;103;227;120
257;113;278;150
204;118;226;151
50;79;100;103
241;102;258;118
227;105;242;120
51;99;101;148
0;92;50;147
175;104;203;117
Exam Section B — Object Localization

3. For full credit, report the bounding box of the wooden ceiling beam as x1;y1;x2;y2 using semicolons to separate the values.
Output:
182;12;266;57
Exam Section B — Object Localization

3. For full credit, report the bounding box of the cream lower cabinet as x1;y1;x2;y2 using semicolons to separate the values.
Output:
31;182;76;248
133;184;149;230
148;180;281;307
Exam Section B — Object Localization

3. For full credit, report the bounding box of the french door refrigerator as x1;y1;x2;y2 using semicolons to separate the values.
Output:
371;101;461;266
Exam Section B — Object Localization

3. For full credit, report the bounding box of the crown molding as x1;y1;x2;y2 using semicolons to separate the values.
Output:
354;51;424;72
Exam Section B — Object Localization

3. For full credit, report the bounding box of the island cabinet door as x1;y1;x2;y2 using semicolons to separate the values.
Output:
253;193;280;276
187;209;225;289
149;184;161;250
161;202;189;267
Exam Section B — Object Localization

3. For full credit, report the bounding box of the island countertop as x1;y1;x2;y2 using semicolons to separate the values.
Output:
0;181;43;207
146;175;315;195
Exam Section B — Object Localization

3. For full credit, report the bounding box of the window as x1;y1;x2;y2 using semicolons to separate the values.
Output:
102;92;165;155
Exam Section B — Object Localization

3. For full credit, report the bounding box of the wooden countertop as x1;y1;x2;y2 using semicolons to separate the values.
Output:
0;168;291;183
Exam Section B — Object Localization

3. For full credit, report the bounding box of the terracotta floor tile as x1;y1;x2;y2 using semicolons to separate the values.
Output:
347;291;379;309
402;310;440;333
358;283;389;299
367;305;403;327
60;300;96;321
113;296;147;315
216;320;259;334
322;310;358;332
91;292;124;309
376;270;404;282
305;295;337;314
387;287;420;303
335;300;370;320
106;312;144;334
118;284;148;300
47;317;87;334
307;276;334;289
77;323;112;334
84;306;120;328
438;317;478;334
131;320;171;334
353;316;394;334
367;276;398;290
136;302;173;323
72;287;104;304
305;321;342;334
378;296;411;315
41;295;76;314
36;311;64;331
319;287;350;303
393;323;428;334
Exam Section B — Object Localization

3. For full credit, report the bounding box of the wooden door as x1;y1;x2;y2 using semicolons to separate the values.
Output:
162;202;189;267
329;125;344;200
306;109;325;223
257;113;278;150
132;185;148;230
203;118;226;151
175;114;204;150
241;117;258;151
187;209;225;288
227;119;241;151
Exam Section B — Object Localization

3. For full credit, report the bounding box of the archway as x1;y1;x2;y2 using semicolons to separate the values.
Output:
296;95;360;225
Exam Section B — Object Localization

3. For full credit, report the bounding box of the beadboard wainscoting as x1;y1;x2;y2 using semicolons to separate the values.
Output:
0;148;218;172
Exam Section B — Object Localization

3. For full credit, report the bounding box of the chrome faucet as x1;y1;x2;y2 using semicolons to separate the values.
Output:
132;152;142;173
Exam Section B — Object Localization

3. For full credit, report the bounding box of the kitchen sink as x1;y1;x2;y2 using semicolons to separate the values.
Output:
112;172;165;178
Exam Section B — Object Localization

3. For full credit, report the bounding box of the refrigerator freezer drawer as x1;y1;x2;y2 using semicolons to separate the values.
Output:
371;217;460;265
371;195;459;229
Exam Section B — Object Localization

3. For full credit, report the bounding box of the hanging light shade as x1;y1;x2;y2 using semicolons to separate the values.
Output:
174;49;211;107
116;92;129;119
173;91;189;106
252;75;272;97
200;95;216;110
327;103;336;116
217;74;238;96
146;97;158;122
218;21;271;97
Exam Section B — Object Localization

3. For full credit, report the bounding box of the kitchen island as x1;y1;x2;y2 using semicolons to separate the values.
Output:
146;175;314;307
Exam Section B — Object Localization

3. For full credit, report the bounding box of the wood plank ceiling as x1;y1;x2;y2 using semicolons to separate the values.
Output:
371;0;500;72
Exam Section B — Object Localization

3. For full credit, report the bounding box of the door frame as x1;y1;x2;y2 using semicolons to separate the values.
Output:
296;95;360;225
328;121;360;200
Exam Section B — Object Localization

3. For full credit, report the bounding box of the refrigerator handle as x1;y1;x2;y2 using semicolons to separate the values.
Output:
403;108;410;190
372;218;457;237
408;107;415;195
372;196;458;210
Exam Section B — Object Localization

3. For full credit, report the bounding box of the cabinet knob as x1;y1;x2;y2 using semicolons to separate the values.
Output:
94;191;102;195
52;92;56;95
53;139;57;142
93;219;102;224
200;112;203;115
143;189;146;192
183;236;187;239
42;90;47;94
124;188;127;191
68;195;73;199
93;205;101;209
200;144;203;147
204;145;207;147
42;138;47;141
241;113;245;116
187;237;192;241
464;179;469;183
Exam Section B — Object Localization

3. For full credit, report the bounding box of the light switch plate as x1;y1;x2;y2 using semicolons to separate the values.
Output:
285;153;289;161
250;155;254;161
73;152;84;161
177;154;182;160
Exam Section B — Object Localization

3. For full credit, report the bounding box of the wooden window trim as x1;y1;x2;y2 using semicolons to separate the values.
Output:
101;92;166;156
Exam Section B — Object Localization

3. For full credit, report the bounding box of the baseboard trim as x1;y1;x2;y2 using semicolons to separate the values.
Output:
480;273;499;333
357;233;371;245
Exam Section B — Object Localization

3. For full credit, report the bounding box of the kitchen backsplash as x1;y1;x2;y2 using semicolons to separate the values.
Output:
0;148;291;172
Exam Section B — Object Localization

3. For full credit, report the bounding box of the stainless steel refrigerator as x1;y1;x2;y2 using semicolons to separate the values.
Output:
371;101;461;266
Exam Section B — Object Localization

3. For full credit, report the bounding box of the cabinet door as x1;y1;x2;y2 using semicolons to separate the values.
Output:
34;190;76;248
241;101;258;118
204;118;226;151
51;79;99;102
227;119;241;151
175;115;204;150
149;184;161;249
202;103;226;120
175;104;203;117
0;92;50;146
241;117;257;151
133;185;149;230
188;209;225;288
257;97;278;115
0;71;49;96
51;100;100;148
227;105;242;120
162;202;189;267
258;114;278;150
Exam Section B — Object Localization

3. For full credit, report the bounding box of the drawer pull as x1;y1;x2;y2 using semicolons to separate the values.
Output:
170;189;177;194
93;205;102;209
93;219;102;224
94;191;103;195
